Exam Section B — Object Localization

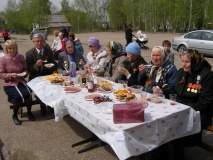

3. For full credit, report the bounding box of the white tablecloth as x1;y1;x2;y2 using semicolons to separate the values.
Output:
28;76;201;160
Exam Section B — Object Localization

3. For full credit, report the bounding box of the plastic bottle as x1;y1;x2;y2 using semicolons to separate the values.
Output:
69;61;76;78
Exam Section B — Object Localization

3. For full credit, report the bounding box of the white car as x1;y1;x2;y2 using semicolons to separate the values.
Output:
172;30;213;57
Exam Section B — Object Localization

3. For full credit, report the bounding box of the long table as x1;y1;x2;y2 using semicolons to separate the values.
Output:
28;76;201;160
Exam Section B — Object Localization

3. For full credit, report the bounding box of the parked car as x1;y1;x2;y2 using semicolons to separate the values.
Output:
30;29;48;40
172;30;213;57
9;29;19;34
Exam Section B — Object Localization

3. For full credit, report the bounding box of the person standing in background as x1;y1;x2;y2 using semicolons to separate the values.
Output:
51;30;60;52
125;24;133;46
162;40;174;64
2;28;10;42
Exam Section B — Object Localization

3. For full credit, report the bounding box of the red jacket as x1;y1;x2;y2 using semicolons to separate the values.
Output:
2;30;9;37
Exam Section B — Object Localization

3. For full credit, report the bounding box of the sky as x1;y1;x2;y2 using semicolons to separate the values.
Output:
0;0;73;12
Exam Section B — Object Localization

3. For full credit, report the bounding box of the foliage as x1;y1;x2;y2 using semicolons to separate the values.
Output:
1;0;213;33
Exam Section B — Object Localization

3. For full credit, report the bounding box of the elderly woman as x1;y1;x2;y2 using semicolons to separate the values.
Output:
165;49;213;160
118;42;147;86
0;40;35;125
139;46;177;96
98;41;130;82
58;39;86;71
85;37;107;72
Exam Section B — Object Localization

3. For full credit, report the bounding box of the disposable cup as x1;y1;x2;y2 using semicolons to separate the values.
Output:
169;94;177;105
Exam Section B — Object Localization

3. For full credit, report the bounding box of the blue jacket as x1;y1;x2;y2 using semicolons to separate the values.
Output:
140;60;177;97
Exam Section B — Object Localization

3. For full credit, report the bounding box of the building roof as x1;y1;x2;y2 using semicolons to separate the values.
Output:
48;15;72;28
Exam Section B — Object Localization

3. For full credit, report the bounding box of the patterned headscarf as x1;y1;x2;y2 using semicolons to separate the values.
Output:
107;41;123;56
105;41;125;76
186;49;211;72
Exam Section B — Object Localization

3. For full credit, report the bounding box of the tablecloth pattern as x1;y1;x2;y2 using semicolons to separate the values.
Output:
28;76;201;160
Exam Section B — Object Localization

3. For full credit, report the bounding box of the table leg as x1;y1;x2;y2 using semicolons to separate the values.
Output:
72;134;107;154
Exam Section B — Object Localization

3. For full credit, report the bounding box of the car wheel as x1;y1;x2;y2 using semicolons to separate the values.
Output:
178;45;187;53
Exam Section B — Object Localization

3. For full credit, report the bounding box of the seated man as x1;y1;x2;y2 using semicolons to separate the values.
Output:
26;33;57;116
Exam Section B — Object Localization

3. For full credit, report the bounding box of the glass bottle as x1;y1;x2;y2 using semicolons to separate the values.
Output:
79;70;87;88
87;73;94;92
78;59;85;71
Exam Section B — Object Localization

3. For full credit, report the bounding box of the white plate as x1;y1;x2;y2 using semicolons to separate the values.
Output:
44;63;54;67
97;89;113;93
64;86;80;93
17;72;26;77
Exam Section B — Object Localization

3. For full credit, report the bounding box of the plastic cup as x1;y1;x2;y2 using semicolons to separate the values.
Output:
118;80;128;89
141;91;147;102
169;94;177;105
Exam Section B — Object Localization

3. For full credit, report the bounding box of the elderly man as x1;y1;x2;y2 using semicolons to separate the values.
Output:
26;33;57;115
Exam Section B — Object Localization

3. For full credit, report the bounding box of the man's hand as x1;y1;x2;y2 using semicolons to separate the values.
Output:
152;86;163;94
36;59;43;67
139;64;146;74
11;73;17;78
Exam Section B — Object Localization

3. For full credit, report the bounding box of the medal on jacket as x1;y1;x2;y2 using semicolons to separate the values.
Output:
187;75;202;93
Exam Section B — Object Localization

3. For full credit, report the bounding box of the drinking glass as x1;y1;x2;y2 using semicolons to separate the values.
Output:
141;91;147;102
169;94;177;105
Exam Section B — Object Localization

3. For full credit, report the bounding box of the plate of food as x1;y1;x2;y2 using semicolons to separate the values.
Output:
84;94;101;101
50;77;64;85
64;86;80;93
113;89;128;95
50;73;60;76
44;76;54;81
17;72;26;77
115;92;136;102
44;63;54;67
97;85;113;93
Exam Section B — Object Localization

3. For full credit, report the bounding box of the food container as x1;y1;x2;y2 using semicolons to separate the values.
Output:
150;94;165;103
97;102;113;114
128;85;143;94
113;102;144;123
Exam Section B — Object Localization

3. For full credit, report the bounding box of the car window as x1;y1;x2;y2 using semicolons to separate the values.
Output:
186;32;201;40
201;32;213;41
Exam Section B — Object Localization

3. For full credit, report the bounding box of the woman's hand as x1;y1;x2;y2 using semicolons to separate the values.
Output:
139;64;146;74
118;67;130;77
11;73;17;78
152;86;163;94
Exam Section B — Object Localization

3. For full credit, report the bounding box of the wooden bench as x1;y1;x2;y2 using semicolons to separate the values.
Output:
9;100;39;118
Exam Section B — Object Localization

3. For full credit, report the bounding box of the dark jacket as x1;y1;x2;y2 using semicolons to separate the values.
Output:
26;46;57;81
175;62;213;129
58;51;86;71
140;60;177;96
128;56;147;86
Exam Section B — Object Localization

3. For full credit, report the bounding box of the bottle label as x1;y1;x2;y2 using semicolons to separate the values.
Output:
87;81;93;89
70;71;76;78
82;77;86;84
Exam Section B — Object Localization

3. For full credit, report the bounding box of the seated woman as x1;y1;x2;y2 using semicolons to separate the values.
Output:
153;49;213;159
118;42;147;86
98;41;130;82
58;39;86;71
138;46;177;97
84;37;108;72
0;40;35;125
